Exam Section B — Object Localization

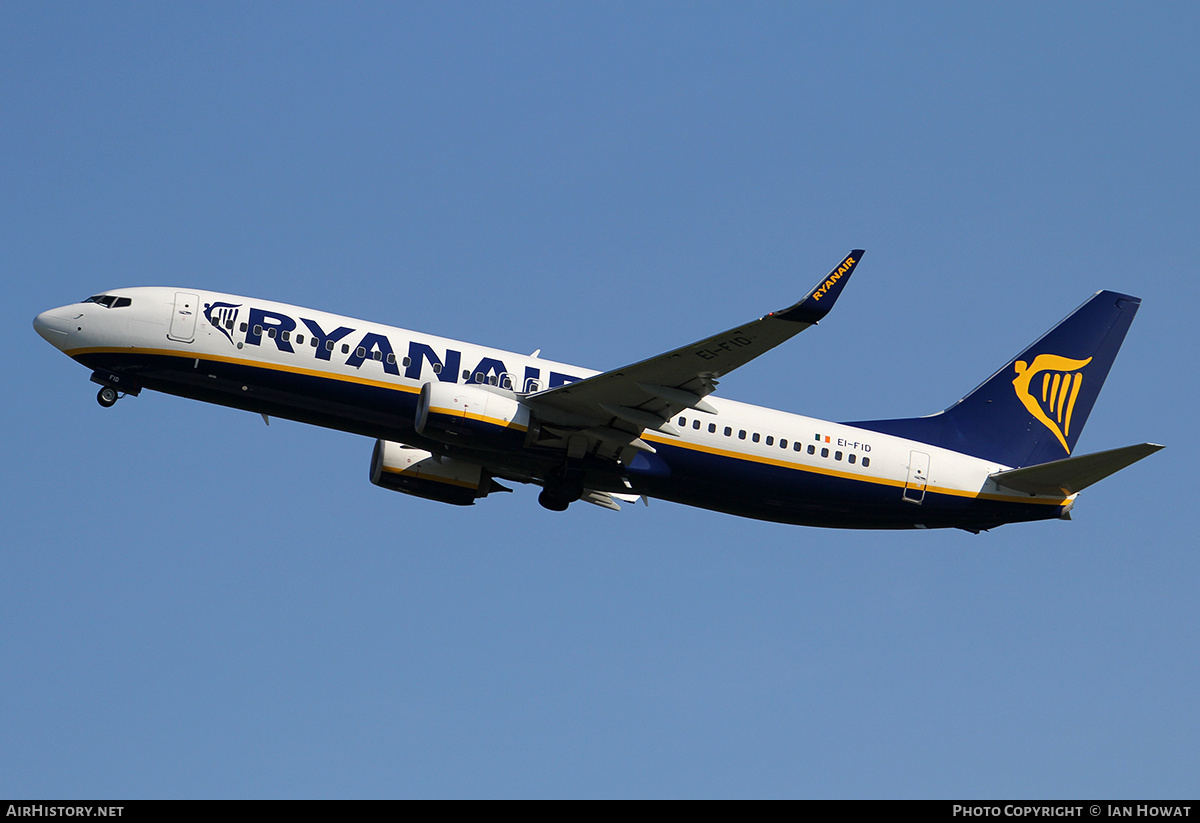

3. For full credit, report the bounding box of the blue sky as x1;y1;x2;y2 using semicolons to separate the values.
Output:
3;2;1197;798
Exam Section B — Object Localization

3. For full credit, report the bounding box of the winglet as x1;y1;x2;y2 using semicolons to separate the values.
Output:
774;250;864;323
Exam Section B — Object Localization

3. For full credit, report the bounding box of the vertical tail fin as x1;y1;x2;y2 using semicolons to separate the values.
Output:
849;290;1142;468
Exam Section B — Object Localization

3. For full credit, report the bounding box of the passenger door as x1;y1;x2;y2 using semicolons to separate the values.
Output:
167;292;199;343
903;450;930;504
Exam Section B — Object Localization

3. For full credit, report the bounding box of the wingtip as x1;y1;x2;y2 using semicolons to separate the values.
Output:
775;249;864;323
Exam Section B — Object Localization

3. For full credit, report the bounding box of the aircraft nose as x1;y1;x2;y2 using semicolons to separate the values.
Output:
33;308;73;348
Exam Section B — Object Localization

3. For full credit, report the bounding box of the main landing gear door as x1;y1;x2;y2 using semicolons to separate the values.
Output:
168;292;199;343
903;450;930;504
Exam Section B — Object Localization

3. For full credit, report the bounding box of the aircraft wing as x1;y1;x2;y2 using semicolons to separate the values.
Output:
524;250;863;456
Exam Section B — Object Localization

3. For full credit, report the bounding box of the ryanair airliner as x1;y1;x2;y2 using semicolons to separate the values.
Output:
33;251;1161;532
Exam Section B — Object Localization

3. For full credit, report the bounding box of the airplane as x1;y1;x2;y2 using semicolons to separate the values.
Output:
32;250;1162;532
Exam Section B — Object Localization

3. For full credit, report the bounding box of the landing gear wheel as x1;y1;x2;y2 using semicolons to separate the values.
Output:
97;386;118;408
538;489;571;512
538;464;585;512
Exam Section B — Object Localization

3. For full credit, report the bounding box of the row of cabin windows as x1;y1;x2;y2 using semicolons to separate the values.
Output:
220;321;868;462
676;417;871;467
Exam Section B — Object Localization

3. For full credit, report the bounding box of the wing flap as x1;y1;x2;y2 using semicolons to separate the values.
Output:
581;489;642;511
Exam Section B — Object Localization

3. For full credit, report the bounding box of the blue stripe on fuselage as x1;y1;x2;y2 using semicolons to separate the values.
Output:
72;347;1062;530
641;440;1060;529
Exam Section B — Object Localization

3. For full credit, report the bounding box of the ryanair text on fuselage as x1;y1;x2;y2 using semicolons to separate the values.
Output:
216;303;584;392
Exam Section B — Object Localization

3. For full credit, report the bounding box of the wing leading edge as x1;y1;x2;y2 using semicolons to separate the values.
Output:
524;250;864;458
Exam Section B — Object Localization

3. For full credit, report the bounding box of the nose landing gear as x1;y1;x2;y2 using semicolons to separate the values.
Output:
89;369;140;408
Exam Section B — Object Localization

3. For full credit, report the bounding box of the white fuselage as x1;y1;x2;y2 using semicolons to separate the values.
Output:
34;286;1073;529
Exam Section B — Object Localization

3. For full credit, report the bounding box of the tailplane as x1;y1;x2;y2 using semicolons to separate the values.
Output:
849;290;1142;467
989;443;1163;496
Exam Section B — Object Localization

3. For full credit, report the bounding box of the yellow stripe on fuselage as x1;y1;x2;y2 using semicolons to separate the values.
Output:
67;345;422;395
641;433;1068;506
72;345;1066;507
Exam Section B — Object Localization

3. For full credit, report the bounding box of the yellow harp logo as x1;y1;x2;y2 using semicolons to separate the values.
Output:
1012;354;1092;454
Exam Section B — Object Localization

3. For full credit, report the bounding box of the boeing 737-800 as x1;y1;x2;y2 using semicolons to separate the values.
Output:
33;251;1161;532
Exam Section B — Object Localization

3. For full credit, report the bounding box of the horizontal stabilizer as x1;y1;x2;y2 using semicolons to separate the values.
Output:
990;443;1163;496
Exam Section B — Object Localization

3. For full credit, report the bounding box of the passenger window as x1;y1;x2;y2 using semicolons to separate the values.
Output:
693;419;701;430
295;334;303;345
765;436;774;446
779;439;787;449
254;325;263;336
501;375;511;389
310;337;318;347
432;363;442;374
724;427;732;436
708;423;716;433
738;430;746;440
835;451;842;461
794;442;802;451
679;417;687;427
226;320;235;330
488;375;497;386
373;351;382;361
268;328;277;339
402;357;411;367
280;331;290;342
807;445;815;454
241;323;248;332
821;448;829;458
752;433;760;443
862;457;870;468
387;353;396;365
341;344;350;354
356;347;366;357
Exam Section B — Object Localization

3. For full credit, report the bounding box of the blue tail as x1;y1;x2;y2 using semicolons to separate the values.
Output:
848;290;1142;468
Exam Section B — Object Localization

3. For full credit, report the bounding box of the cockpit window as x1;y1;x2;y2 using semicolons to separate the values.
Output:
84;295;132;308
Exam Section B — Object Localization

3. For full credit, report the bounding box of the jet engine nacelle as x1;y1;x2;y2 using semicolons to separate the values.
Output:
370;440;495;506
415;382;530;449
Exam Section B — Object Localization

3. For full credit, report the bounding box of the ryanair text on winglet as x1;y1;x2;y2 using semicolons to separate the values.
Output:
810;256;856;301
